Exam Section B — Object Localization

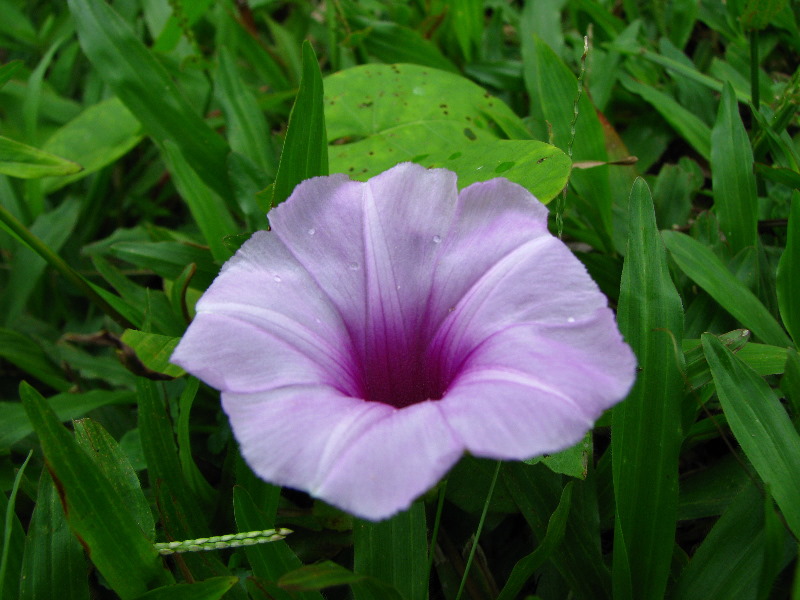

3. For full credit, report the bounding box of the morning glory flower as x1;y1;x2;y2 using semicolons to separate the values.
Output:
171;163;636;521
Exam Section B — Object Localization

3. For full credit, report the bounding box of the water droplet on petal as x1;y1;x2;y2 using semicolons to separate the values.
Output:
432;235;442;244
348;262;360;271
273;275;282;282
567;317;575;323
307;228;316;236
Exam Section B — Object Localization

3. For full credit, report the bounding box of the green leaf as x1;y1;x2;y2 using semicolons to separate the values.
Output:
272;41;328;206
67;0;231;199
0;390;135;448
0;136;82;178
417;139;570;203
161;140;237;263
120;330;184;378
711;82;758;255
41;97;143;192
353;502;427;600
662;231;791;347
19;471;89;600
325;63;530;181
496;482;573;600
613;178;684;600
131;577;238;600
73;419;155;540
777;191;800;344
279;562;403;600
703;333;800;538
19;382;172;598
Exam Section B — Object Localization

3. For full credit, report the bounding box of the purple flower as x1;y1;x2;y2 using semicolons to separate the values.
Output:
171;163;636;521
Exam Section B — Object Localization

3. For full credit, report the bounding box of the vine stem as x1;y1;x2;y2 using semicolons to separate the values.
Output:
454;461;502;600
557;34;590;239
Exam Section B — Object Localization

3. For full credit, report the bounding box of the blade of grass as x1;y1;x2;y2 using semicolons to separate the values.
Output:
0;203;135;329
0;451;31;600
619;73;711;160
67;0;231;200
702;333;800;538
496;482;573;600
777;191;800;344
272;41;328;207
161;140;237;263
19;470;89;600
19;382;172;598
353;501;427;600
711;82;758;255
662;231;791;347
612;178;684;600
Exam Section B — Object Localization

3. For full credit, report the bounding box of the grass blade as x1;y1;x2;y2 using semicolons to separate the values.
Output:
67;0;231;199
272;41;328;206
662;231;791;347
777;191;800;344
612;178;684;600
19;471;89;600
702;333;800;538
353;502;427;600
19;382;172;598
711;82;758;255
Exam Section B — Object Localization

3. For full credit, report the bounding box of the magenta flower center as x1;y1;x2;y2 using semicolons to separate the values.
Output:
359;336;448;408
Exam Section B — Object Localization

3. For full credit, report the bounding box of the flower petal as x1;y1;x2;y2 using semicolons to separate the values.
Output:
440;311;636;459
171;231;362;395
224;389;461;520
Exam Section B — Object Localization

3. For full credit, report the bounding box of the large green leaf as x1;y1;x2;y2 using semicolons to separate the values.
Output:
67;0;231;199
703;333;800;538
711;82;758;255
612;178;684;600
19;383;172;598
324;63;535;186
662;231;791;347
